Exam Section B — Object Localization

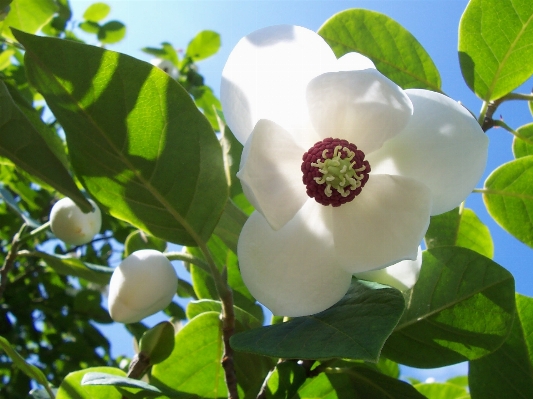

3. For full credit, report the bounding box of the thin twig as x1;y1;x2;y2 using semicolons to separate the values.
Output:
0;223;27;300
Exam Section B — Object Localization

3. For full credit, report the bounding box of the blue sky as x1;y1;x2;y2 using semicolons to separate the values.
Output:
68;0;533;383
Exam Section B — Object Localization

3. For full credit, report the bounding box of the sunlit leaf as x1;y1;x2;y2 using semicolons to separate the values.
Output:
295;367;425;399
56;367;125;399
382;247;515;368
0;80;90;211
414;382;470;399
82;372;165;397
0;0;57;40
15;30;228;246
186;30;221;61
459;0;533;100
425;207;493;258
231;280;404;360
512;122;533;158
318;9;441;91
79;20;100;34
483;156;533;248
83;2;110;22
469;294;533;398
97;20;126;44
186;299;262;329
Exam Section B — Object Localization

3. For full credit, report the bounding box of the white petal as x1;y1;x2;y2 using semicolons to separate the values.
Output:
354;247;422;291
238;201;352;317
367;89;488;215
237;119;309;230
221;25;338;145
332;174;431;273
50;198;102;246
306;69;413;154
337;52;376;71
108;250;178;323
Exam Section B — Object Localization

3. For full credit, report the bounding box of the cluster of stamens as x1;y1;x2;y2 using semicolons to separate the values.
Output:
301;138;370;206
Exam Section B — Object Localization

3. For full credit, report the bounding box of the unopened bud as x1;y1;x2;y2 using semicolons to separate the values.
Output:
49;197;102;246
108;250;178;323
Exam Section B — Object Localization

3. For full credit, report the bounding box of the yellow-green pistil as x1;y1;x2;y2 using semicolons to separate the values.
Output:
301;138;370;207
312;145;367;198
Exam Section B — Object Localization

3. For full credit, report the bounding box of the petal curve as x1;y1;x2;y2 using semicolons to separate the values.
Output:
332;174;431;273
238;201;352;317
354;247;422;291
306;69;413;154
237;119;309;230
367;89;488;215
221;25;337;145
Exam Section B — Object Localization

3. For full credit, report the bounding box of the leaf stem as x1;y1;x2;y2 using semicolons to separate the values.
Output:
195;240;238;399
18;221;50;242
165;251;210;274
0;223;27;300
492;119;533;146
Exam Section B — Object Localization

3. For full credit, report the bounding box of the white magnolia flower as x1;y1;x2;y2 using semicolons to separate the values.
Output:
221;25;488;317
108;250;178;323
49;197;102;246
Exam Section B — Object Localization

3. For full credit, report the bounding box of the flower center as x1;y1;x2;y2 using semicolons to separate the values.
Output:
301;138;370;207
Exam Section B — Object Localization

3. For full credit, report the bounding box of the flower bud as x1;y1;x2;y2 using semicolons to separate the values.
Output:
108;249;178;324
49;197;102;246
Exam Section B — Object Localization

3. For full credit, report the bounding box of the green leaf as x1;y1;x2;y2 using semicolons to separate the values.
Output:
30;250;112;285
82;2;110;22
512;122;533;158
459;0;533;101
0;80;91;211
186;299;262;329
382;247;515;368
231;279;404;361
193;86;221;131
414;382;470;399
186;30;221;61
151;312;272;398
483;156;533;248
79;20;100;34
14;30;228;246
82;372;166;397
0;335;53;395
212;198;247;254
0;0;57;40
425;207;493;258
0;185;39;227
97;20;126;44
295;367;425;399
318;9;441;91
265;361;307;399
56;367;125;399
469;294;533;398
124;230;166;257
219;118;245;200
0;48;14;70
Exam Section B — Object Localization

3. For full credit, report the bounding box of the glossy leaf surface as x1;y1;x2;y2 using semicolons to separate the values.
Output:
512;122;533;158
383;247;515;368
56;367;125;399
318;8;441;91
231;280;404;361
459;0;533;100
15;30;228;246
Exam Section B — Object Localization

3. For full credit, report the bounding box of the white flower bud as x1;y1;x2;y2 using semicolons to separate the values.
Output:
150;58;178;79
108;249;178;324
49;197;102;246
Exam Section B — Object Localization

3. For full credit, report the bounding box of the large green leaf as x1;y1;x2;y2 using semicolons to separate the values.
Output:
151;312;272;399
231;280;404;361
0;0;57;40
318;9;441;91
56;367;125;399
15;30;228;246
459;0;533;101
382;247;515;368
294;368;425;399
0;80;91;211
469;294;533;398
512;122;533;158
82;373;167;398
186;30;221;61
425;207;493;258
483;156;533;248
212;198;247;254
